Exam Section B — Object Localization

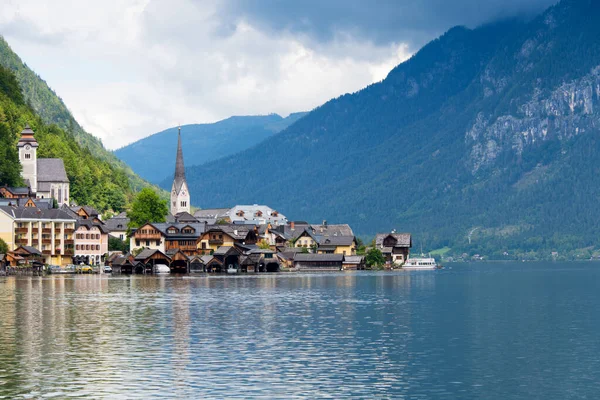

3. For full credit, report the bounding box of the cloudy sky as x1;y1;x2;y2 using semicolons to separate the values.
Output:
0;0;556;150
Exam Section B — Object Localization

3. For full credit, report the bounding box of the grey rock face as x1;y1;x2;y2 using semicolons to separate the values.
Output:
466;66;600;173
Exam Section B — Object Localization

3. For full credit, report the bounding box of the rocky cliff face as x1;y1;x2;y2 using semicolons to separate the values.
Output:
467;66;600;173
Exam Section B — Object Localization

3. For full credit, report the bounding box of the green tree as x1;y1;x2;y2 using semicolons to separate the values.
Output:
0;237;8;254
365;248;385;270
127;188;168;228
108;236;129;252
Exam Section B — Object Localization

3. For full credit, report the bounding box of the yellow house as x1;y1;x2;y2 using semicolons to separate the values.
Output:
317;236;357;256
0;206;77;265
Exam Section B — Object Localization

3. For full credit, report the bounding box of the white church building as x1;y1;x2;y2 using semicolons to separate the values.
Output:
17;125;70;205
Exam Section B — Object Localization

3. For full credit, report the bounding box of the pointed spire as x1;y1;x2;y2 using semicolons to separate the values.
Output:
173;125;186;192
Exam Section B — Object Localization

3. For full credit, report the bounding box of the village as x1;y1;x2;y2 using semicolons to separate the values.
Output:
0;126;414;274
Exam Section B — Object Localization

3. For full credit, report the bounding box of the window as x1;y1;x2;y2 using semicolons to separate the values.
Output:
181;201;187;207
25;153;31;159
136;240;140;247
119;234;124;240
96;245;100;251
146;240;150;246
86;234;90;240
76;245;79;250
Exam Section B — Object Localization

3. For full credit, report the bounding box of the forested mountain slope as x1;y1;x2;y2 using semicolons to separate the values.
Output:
115;113;307;185
0;37;157;193
182;0;600;258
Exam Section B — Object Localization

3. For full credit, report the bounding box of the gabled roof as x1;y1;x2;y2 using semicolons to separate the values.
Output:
76;219;109;234
134;248;171;262
193;208;230;220
37;159;69;183
375;233;412;248
319;236;355;246
204;224;254;240
0;206;77;221
104;214;130;231
14;246;42;256
174;211;197;223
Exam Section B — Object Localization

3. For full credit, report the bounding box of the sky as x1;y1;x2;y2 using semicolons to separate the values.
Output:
0;0;557;150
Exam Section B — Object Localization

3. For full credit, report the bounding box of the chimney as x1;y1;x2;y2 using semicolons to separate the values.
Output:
291;221;295;230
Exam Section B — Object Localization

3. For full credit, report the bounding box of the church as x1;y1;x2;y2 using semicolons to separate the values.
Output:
17;125;70;205
170;126;190;216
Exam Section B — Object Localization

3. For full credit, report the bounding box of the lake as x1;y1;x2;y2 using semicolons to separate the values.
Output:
0;262;599;399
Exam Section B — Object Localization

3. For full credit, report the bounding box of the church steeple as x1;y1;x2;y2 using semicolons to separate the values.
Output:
170;126;190;215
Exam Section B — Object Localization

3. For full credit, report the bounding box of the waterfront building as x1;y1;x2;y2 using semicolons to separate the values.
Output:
197;224;258;255
0;206;76;265
375;233;412;265
73;220;109;265
129;222;206;256
17;125;70;205
170;127;190;216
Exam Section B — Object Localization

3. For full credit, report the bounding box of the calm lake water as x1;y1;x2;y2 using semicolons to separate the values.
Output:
0;262;599;399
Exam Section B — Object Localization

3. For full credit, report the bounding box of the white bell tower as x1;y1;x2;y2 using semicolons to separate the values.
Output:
17;124;38;193
170;126;191;215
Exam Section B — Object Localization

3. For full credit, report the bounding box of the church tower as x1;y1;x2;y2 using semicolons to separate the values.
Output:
170;126;191;215
17;124;39;193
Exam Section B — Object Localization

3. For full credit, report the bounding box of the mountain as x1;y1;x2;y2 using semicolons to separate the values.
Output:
0;36;157;193
115;113;307;185
0;37;162;211
181;0;600;259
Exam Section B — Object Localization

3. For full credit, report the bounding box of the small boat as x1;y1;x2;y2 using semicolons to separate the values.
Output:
402;257;440;270
227;264;238;274
155;264;171;274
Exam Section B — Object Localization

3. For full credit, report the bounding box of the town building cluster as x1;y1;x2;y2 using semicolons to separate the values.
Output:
0;126;412;273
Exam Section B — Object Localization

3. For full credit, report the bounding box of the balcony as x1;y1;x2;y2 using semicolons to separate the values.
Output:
42;228;51;234
54;229;62;234
42;239;52;244
64;249;74;256
15;227;28;234
42;250;52;255
64;239;74;245
64;228;74;234
54;249;61;255
15;239;28;246
209;239;224;245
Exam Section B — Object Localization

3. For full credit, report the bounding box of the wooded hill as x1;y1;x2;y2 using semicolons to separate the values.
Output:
0;38;160;213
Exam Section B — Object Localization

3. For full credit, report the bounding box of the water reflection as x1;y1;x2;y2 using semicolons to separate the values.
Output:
0;266;599;398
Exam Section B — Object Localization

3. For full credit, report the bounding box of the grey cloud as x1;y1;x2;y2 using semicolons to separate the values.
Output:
218;0;559;48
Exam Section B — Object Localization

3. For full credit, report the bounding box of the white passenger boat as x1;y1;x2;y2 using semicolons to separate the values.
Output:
155;264;171;274
402;257;440;270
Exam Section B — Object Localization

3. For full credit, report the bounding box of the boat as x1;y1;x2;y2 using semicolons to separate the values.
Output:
227;264;238;274
402;257;440;270
155;264;171;274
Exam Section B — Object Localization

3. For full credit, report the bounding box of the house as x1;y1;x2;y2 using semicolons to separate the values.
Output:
69;205;101;223
293;253;344;271
104;212;130;241
0;206;76;265
74;220;109;265
0;197;52;209
375;233;412;266
0;186;32;199
129;222;206;256
317;236;357;256
17;125;70;205
197;224;258;254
